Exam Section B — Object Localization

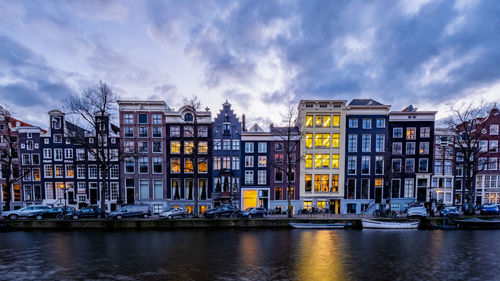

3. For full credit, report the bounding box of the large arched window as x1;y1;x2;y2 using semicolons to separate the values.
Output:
184;113;194;122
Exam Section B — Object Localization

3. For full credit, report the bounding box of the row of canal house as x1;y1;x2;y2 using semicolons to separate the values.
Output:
5;99;500;214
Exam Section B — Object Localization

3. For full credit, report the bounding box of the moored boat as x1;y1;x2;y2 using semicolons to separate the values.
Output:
362;219;419;229
289;222;345;229
455;218;500;229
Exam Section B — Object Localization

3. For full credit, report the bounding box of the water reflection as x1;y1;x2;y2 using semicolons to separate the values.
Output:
1;230;500;280
295;231;349;281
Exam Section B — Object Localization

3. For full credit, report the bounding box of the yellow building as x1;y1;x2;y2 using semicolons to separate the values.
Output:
298;100;347;214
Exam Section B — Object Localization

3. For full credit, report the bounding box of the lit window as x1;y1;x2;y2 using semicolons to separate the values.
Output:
305;154;312;168
332;115;340;127
332;134;340;148
305;115;313;127
323;115;331;127
406;128;416;140
314;154;322;168
305;134;313;148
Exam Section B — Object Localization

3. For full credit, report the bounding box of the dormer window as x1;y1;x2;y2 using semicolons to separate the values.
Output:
223;123;231;135
52;117;61;129
184;113;194;122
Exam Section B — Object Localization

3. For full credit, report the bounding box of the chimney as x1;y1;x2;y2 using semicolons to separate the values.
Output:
242;114;246;132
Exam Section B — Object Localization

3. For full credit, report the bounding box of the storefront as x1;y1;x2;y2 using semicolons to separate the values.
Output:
241;188;269;210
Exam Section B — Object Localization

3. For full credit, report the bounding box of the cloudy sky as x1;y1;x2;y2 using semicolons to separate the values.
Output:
1;0;499;129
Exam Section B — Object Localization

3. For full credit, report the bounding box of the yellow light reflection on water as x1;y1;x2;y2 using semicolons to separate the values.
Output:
294;231;349;281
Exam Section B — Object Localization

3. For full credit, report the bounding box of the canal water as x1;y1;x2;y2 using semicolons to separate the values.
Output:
0;229;499;281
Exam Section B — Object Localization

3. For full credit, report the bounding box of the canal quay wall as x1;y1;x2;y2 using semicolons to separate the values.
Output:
0;217;469;230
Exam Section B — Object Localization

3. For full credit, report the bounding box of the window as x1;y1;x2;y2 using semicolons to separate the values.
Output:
245;142;254;153
258;156;267;167
223;140;231;150
31;154;40;165
152;114;162;124
405;159;415;173
170;126;180;137
349;118;358;128
491;124;499;135
393;128;403;138
245;156;254;167
213;157;221;170
171;158;181;173
138;141;148;153
138;127;148;138
64;149;73;159
444;161;453;174
490;140;499;153
434;161;442;174
362;135;371;152
305;115;313;127
361;179;369;199
275;169;283;182
258;171;266;185
375;135;385;152
77;165;86;178
152;127;162;138
331;174;339;192
153;180;163;200
53;134;62;143
223;123;231;134
315;115;323;127
200;126;210;137
153;157;163;174
184;113;193;122
419;142;429;154
275;187;282;200
348;156;357;175
479;140;488;152
232;156;240;170
184;159;194;173
199;142;208;154
362;118;371;129
392;142;402;155
375;156;384;174
152;141;162;153
322;115;331;127
376;118;385;128
275;142;284;151
305;174;312;192
314;154;322;168
305;134;313;148
223;157;230;169
88;165;98;178
361;156;370;174
65;165;74;178
22;154;30;165
321;154;330;168
332;134;339;148
419;158;428;172
139;179;149;200
404;179;414;198
55;165;64;177
139;157;148;173
420;127;430;138
138;114;147;124
123;114;134;124
332;154;339;168
305;154;312;168
54;149;63;161
406;128;416;140
489;158;498;170
184;126;194;137
258;142;267;153
198;159;208;173
406;142;415;155
45;183;54;200
348;134;357;152
214;140;221;150
232;140;240;150
170;141;181;154
124;127;134;138
392;159;402;172
245;170;254;184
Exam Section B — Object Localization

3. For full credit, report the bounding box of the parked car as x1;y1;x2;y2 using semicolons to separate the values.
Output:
240;207;267;218
66;206;102;219
1;205;51;219
26;206;76;220
204;205;240;218
108;205;152;219
440;206;460;218
480;204;499;215
159;207;189;219
407;206;428;218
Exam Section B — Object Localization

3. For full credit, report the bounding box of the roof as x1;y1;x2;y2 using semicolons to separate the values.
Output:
348;99;384;106
4;116;48;133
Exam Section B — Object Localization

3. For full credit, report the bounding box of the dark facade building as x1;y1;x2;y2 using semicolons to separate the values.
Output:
344;99;390;214
388;105;436;210
269;125;301;214
211;101;242;208
241;123;271;210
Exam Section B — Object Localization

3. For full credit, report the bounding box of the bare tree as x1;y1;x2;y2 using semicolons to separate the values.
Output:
270;104;302;218
64;81;124;216
445;101;490;215
182;96;210;217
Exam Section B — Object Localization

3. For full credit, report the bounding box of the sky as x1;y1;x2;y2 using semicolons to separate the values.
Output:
1;0;500;129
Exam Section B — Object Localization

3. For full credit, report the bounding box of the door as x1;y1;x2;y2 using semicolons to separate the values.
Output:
375;187;382;204
68;191;75;204
126;188;135;205
417;188;427;202
90;189;98;205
